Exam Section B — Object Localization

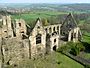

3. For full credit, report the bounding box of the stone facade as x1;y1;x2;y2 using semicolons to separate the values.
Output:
68;27;82;42
0;14;82;66
29;18;46;59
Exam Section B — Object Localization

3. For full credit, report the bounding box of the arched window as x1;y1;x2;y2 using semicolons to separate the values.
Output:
36;34;42;44
45;28;47;33
54;39;56;43
49;27;51;33
53;27;55;32
19;23;21;27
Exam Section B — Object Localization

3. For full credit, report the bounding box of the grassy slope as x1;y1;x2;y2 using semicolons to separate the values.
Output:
18;52;84;68
82;32;90;59
55;52;84;68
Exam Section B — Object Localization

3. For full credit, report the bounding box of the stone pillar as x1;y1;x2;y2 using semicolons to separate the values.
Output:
7;16;12;29
2;16;6;26
47;28;49;33
15;19;21;38
55;26;57;32
68;31;72;42
76;28;79;41
58;26;60;36
51;27;53;34
73;27;79;42
51;26;54;33
7;16;13;38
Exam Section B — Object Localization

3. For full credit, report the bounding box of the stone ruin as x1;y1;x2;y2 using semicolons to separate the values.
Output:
0;13;82;66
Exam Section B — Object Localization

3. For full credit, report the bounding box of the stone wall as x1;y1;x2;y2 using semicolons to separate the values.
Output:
2;38;29;65
29;18;46;59
68;27;81;42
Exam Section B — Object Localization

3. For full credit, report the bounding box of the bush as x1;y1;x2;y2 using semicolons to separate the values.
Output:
85;64;90;68
70;42;85;56
57;42;85;56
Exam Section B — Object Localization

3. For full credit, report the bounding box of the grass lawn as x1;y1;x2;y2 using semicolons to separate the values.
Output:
81;32;90;60
16;52;84;68
82;32;90;44
84;53;90;60
55;52;84;68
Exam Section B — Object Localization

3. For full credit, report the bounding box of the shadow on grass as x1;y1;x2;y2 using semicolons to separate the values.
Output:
81;42;90;53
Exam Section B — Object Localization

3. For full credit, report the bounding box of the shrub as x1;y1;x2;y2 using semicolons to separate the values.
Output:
85;64;90;68
57;45;70;53
57;42;85;56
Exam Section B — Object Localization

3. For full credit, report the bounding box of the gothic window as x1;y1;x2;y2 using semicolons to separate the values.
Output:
36;34;42;44
54;39;56;43
37;26;40;29
53;27;55;32
19;23;21;27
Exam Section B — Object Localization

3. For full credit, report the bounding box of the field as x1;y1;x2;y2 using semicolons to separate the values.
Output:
12;11;68;23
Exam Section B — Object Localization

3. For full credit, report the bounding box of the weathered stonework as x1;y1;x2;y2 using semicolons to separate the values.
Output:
29;18;46;59
68;27;82;42
14;19;27;38
0;14;82;66
2;38;29;65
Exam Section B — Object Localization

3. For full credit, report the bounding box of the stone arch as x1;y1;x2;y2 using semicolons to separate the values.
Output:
45;28;47;33
53;27;55;32
53;45;57;51
54;38;56;43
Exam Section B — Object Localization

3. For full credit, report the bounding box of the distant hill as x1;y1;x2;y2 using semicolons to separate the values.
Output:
0;3;90;13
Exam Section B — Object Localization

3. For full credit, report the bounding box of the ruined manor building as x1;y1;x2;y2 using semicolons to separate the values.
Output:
0;13;82;66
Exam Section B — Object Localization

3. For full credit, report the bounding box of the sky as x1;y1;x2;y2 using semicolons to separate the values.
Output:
0;0;89;3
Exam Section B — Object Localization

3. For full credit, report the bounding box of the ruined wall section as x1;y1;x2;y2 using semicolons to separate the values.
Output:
1;15;13;38
44;24;61;36
68;27;82;42
29;19;46;59
2;38;29;65
50;34;59;51
14;19;27;38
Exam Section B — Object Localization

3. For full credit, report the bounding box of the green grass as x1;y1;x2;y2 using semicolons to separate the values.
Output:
12;11;68;22
55;52;84;68
82;32;90;44
15;52;84;68
84;53;90;60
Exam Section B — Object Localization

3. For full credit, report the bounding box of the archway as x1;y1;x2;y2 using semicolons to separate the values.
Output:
53;45;57;51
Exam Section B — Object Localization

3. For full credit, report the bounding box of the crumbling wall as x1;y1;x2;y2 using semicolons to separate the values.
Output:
29;18;46;59
1;15;13;38
68;27;81;42
2;38;29;65
14;19;27;38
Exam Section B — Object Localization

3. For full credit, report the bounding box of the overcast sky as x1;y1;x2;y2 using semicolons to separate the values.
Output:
0;0;89;3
